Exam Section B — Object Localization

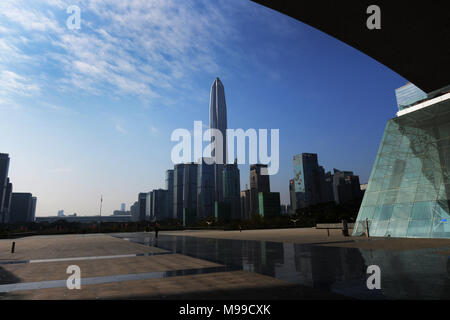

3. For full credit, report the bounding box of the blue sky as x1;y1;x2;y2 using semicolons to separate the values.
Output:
0;0;407;216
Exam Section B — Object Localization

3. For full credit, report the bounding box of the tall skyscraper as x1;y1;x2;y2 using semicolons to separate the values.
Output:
0;154;10;223
165;169;174;219
174;164;185;220
121;203;126;212
2;178;12;223
395;82;428;111
138;192;147;222
250;164;270;216
289;179;297;212
223;161;241;220
197;158;215;220
130;201;139;222
145;191;153;221
183;163;198;226
152;189;169;221
209;77;228;202
29;197;37;222
293;153;335;208
240;189;251;220
332;169;362;204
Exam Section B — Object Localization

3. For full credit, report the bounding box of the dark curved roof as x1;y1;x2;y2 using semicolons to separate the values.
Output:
251;1;450;93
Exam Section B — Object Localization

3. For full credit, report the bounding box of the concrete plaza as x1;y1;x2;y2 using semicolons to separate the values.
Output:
0;228;449;299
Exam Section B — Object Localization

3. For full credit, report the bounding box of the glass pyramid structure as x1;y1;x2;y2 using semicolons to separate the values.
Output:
353;87;450;238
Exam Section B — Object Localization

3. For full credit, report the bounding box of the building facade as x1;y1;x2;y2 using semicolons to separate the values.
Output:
209;77;228;203
152;189;169;221
0;154;10;223
138;192;147;222
258;192;281;218
197;158;215;220
332;169;362;204
183;163;198;226
240;189;251;220
174;164;185;221
250;164;270;216
9;193;34;223
223;162;241;220
145;191;153;221
354;85;450;238
165;169;174;220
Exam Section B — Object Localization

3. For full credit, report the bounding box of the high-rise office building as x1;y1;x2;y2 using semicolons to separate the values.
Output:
223;161;241;220
332;169;362;204
292;153;335;208
293;153;321;208
152;189;169;221
258;192;281;218
197;158;215;220
165;169;174;219
145;191;153;221
29;197;37;222
138;192;147;222
250;164;270;216
121;203;126;212
395;82;428;111
9;193;34;223
183;163;198;226
289;179;298;212
209;77;228;203
240;189;251;220
354;84;450;238
130;201;139;222
0;153;10;223
1;178;12;223
174;164;185;221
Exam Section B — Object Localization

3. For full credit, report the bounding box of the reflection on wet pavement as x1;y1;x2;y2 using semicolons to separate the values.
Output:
0;266;232;293
112;233;450;299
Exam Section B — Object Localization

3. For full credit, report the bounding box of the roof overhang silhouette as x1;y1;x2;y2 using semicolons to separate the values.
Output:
251;0;450;93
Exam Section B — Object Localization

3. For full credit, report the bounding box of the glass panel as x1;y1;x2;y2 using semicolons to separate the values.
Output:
411;202;433;220
407;219;432;238
391;203;413;220
386;219;409;237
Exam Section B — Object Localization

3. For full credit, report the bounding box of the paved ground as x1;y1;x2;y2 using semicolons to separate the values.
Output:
0;229;449;300
0;234;166;261
0;232;346;300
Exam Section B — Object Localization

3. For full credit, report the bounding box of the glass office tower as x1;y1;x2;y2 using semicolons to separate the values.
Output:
353;86;450;238
395;82;428;111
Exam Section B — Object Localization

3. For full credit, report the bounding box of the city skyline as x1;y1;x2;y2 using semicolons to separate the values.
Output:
0;0;407;216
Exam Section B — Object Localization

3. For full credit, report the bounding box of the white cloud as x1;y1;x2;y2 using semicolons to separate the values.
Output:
0;70;40;96
0;0;301;106
115;124;127;135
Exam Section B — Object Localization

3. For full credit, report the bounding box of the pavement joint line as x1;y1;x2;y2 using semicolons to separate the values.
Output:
0;265;236;293
0;251;173;265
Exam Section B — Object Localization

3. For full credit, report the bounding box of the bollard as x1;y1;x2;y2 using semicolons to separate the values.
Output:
11;241;15;254
365;218;370;238
342;219;349;237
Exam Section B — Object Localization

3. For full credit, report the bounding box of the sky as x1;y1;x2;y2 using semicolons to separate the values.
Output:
0;0;407;216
